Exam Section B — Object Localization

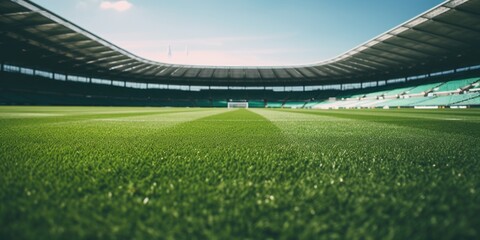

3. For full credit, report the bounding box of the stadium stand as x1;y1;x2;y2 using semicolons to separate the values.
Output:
405;82;443;95
283;101;306;109
415;94;478;107
266;101;284;108
380;97;431;108
384;87;415;97
434;77;480;93
308;77;480;109
452;94;480;106
212;100;228;108
1;66;480;108
304;101;324;108
248;100;266;108
363;90;390;99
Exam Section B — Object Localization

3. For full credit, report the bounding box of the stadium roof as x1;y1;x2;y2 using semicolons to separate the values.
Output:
1;0;480;86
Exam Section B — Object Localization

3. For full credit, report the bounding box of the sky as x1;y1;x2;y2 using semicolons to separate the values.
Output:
32;0;444;66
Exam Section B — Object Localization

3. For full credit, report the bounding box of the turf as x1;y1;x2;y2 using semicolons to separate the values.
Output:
0;106;479;239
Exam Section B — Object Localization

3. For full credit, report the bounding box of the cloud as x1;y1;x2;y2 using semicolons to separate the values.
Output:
100;1;132;12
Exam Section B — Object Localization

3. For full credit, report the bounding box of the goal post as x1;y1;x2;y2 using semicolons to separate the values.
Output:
228;102;249;109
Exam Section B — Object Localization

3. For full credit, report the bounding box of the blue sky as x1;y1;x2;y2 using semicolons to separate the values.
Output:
33;0;444;66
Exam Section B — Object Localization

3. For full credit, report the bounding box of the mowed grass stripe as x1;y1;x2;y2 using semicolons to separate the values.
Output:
279;108;480;138
253;108;480;239
279;108;480;123
0;107;210;128
0;108;227;164
0;108;299;239
0;106;191;118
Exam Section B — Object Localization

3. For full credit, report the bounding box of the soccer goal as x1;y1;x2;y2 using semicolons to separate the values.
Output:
228;102;249;109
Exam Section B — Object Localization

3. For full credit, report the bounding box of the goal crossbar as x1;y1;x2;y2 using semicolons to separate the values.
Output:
228;102;249;108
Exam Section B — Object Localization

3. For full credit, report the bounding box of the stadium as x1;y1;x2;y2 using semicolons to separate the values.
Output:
0;0;479;239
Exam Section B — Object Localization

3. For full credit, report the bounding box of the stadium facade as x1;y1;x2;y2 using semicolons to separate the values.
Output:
0;0;480;107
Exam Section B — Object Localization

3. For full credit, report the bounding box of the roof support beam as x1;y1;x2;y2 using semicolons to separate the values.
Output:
144;66;165;77
192;68;204;79
170;67;186;78
0;11;33;17
3;31;86;63
18;22;59;31
0;16;50;31
277;68;295;79
392;34;454;54
284;68;304;79
257;69;269;80
327;64;354;74
106;59;136;69
336;61;376;72
182;68;203;79
85;54;125;64
57;51;117;65
450;8;480;18
379;41;435;57
409;27;475;47
333;62;365;72
61;38;93;45
154;66;176;77
428;18;480;37
350;55;392;68
293;68;312;80
369;45;424;61
317;65;342;76
82;55;129;68
104;62;146;81
270;68;282;82
357;51;411;65
130;64;156;75
255;69;266;83
344;58;383;70
47;32;79;39
305;66;328;77
116;62;145;72
79;45;109;52
271;69;289;79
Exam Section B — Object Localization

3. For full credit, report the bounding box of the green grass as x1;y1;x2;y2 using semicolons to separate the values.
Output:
1;106;479;239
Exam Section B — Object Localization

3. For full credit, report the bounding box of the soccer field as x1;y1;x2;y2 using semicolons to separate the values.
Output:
1;106;479;239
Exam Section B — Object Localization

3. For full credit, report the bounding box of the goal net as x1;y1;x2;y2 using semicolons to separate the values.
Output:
228;102;249;109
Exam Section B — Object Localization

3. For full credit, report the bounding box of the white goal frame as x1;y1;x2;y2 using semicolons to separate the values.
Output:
228;102;249;109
